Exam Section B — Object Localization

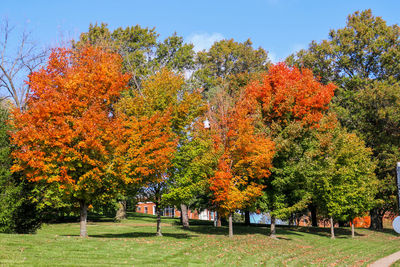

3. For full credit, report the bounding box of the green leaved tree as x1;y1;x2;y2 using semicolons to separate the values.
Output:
306;117;378;238
75;23;195;91
287;9;400;229
163;129;216;228
193;38;269;97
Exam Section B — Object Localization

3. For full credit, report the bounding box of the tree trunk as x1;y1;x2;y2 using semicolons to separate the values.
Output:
288;214;294;226
270;215;276;238
245;210;250;226
310;205;318;227
179;207;183;224
330;217;335;239
80;200;88;238
156;204;162;236
180;204;189;229
228;213;233;237
351;221;355;238
369;208;384;230
115;200;127;221
217;213;222;227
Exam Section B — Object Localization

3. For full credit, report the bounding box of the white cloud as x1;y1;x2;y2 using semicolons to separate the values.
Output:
268;51;279;63
187;32;224;52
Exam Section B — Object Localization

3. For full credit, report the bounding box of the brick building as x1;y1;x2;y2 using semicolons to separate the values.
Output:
136;202;215;221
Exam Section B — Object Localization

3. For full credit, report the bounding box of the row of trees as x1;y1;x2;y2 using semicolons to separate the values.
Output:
0;9;398;239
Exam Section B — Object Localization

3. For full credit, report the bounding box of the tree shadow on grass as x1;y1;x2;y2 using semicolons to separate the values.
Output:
125;212;180;224
62;232;194;239
45;215;116;224
275;236;292;241
380;228;398;237
184;224;302;240
183;223;377;239
292;226;366;238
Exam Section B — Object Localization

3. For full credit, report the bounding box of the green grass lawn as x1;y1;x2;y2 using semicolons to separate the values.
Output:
0;212;399;266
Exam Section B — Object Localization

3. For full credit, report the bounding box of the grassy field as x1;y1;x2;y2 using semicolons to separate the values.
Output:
0;212;399;266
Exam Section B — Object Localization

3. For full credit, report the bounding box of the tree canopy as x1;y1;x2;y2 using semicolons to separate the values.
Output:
287;9;400;229
11;46;130;237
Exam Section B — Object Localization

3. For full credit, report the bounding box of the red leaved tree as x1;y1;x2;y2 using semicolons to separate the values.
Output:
246;63;336;127
245;63;336;237
208;86;275;237
11;46;130;237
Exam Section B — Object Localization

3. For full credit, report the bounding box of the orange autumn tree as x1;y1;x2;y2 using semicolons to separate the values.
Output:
246;63;336;127
245;63;336;237
114;69;201;236
112;113;175;187
11;46;130;237
209;87;275;237
112;109;176;236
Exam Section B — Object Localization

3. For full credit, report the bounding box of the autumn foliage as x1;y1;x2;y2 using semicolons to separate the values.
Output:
246;63;336;127
209;88;275;217
0;11;385;242
11;46;130;236
114;70;192;187
112;111;176;186
114;69;204;235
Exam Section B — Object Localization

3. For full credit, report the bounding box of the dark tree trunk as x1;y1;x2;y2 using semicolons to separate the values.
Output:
156;203;162;236
115;200;127;221
217;213;222;227
179;207;183;224
270;215;276;238
330;217;335;239
369;208;384;230
310;205;318;227
228;213;233;237
244;210;250;226
289;214;294;226
80;200;88;238
180;204;189;229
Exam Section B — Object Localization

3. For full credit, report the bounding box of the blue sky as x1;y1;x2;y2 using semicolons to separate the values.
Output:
3;0;400;61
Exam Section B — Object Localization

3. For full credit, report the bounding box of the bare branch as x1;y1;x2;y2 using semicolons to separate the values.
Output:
0;17;48;110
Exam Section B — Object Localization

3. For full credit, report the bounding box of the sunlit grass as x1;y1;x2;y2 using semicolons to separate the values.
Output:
0;212;399;266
